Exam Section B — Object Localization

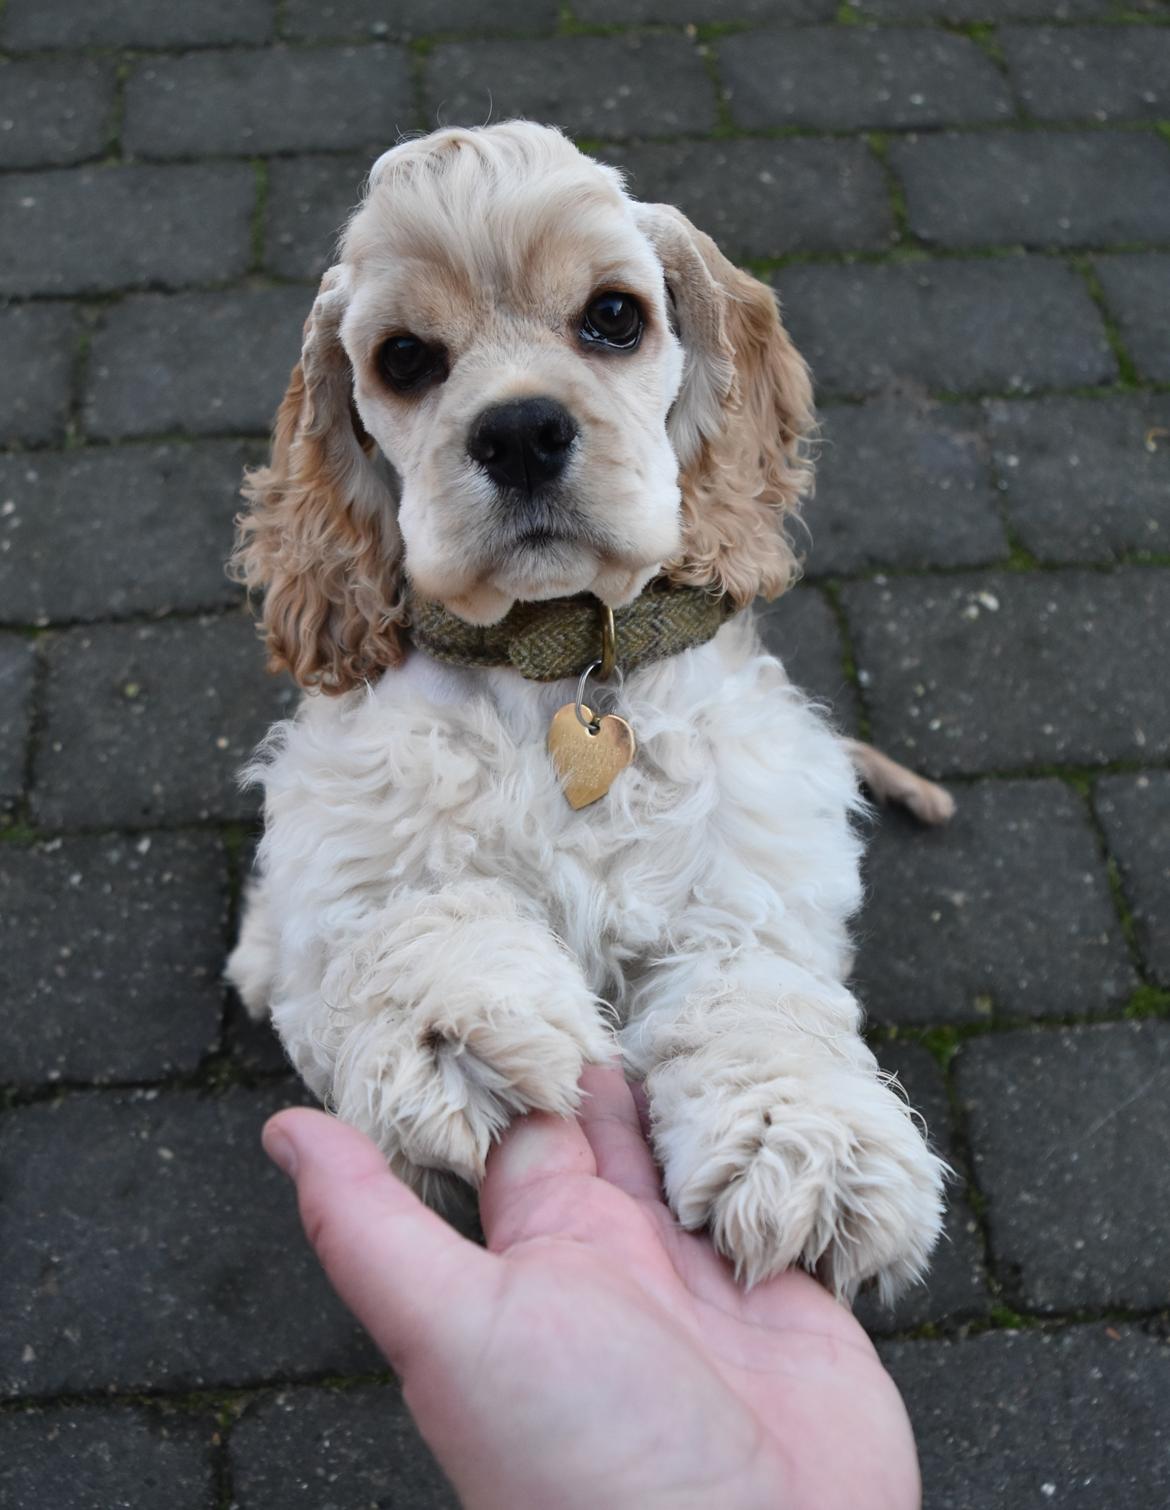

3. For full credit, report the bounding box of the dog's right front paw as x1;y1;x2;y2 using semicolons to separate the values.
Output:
648;1043;947;1302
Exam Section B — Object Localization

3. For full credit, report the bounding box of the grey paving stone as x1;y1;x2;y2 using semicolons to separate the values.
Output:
777;259;1115;398
2;0;274;48
601;138;895;261
283;0;560;36
0;1084;381;1397
0;442;254;625
0;833;227;1087
0;638;35;811
124;46;413;160
84;288;308;440
853;781;1135;1026
1003;25;1170;122
577;0;836;19
425;36;717;138
0;58;114;169
1096;772;1170;986
892;131;1170;249
0;1404;214;1510
855;1043;989;1334
856;0;1109;14
230;1385;458;1509
985;395;1170;563
1095;253;1170;383
807;399;1007;576
958;1023;1170;1310
719;26;1013;131
755;585;860;734
0;303;78;447
843;569;1170;775
0;165;255;298
32;614;297;830
265;155;368;281
881;1326;1170;1510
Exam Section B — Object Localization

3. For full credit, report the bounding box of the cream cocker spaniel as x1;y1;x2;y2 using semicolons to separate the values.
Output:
228;121;948;1301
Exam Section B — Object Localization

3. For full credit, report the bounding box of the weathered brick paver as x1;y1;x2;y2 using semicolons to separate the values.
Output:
426;36;718;137
958;1023;1170;1312
778;258;1116;396
0;1086;381;1397
283;0;563;38
229;1387;458;1508
756;585;861;734
1094;253;1170;383
0;165;256;298
0;1404;215;1510
0;833;228;1085
1002;25;1170;121
809;399;1007;574
853;780;1135;1024
33;615;296;829
855;1043;989;1332
0;442;254;623
881;1327;1170;1509
0;638;36;811
125;46;414;160
1096;773;1170;987
2;0;275;49
265;155;370;280
719;27;1014;130
891;131;1170;249
0;58;115;170
5;1;1169;1501
85;288;308;438
985;395;1170;563
843;569;1170;774
0;302;78;446
604;138;895;259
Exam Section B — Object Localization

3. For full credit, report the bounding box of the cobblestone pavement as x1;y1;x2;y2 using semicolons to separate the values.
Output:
2;0;1169;1505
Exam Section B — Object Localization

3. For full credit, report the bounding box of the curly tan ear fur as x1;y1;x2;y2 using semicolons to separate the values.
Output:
636;204;815;607
230;266;406;694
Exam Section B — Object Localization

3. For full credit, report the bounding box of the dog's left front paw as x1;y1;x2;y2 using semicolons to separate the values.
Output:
648;1045;946;1302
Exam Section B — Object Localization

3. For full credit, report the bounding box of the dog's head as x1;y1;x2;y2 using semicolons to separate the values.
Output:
233;121;814;692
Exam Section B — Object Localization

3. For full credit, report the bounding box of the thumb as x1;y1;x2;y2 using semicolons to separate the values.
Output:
263;1107;492;1373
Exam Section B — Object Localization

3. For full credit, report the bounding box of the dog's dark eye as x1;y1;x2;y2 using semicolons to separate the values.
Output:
378;333;447;392
580;292;643;351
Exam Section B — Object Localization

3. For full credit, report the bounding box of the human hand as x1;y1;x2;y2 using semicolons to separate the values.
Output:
263;1066;920;1510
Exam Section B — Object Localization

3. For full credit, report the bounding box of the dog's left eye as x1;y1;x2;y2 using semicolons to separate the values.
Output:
580;292;643;350
378;333;447;392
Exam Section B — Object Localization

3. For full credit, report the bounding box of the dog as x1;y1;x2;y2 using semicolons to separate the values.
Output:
227;121;948;1301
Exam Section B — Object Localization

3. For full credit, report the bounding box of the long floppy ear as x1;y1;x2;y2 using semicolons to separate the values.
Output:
230;265;406;693
635;203;815;606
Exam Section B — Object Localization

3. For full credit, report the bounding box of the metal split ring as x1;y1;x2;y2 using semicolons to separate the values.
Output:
573;604;618;732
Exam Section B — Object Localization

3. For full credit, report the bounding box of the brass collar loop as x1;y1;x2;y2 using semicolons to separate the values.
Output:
597;602;617;681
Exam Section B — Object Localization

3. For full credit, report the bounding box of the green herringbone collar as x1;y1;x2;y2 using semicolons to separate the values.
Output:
406;580;734;682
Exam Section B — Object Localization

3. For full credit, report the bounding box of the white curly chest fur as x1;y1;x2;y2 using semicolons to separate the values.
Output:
230;615;945;1301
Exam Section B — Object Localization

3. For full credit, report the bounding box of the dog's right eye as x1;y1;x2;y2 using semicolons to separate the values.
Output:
378;334;447;392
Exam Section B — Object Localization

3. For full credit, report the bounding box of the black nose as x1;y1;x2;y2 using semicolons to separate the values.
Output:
466;397;579;494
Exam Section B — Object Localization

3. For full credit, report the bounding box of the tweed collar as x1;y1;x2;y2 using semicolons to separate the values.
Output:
405;579;734;682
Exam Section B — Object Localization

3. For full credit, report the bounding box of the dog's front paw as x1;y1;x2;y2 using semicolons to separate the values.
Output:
322;888;614;1194
648;1044;946;1301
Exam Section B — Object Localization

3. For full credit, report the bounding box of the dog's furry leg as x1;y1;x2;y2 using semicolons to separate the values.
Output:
625;954;946;1303
846;740;955;826
309;880;613;1196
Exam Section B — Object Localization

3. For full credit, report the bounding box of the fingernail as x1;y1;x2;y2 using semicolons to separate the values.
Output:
263;1124;298;1179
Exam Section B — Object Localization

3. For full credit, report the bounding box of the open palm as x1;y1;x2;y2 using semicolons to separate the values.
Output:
265;1066;920;1510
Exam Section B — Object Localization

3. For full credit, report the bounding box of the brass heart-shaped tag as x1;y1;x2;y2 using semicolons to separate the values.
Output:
548;704;636;810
